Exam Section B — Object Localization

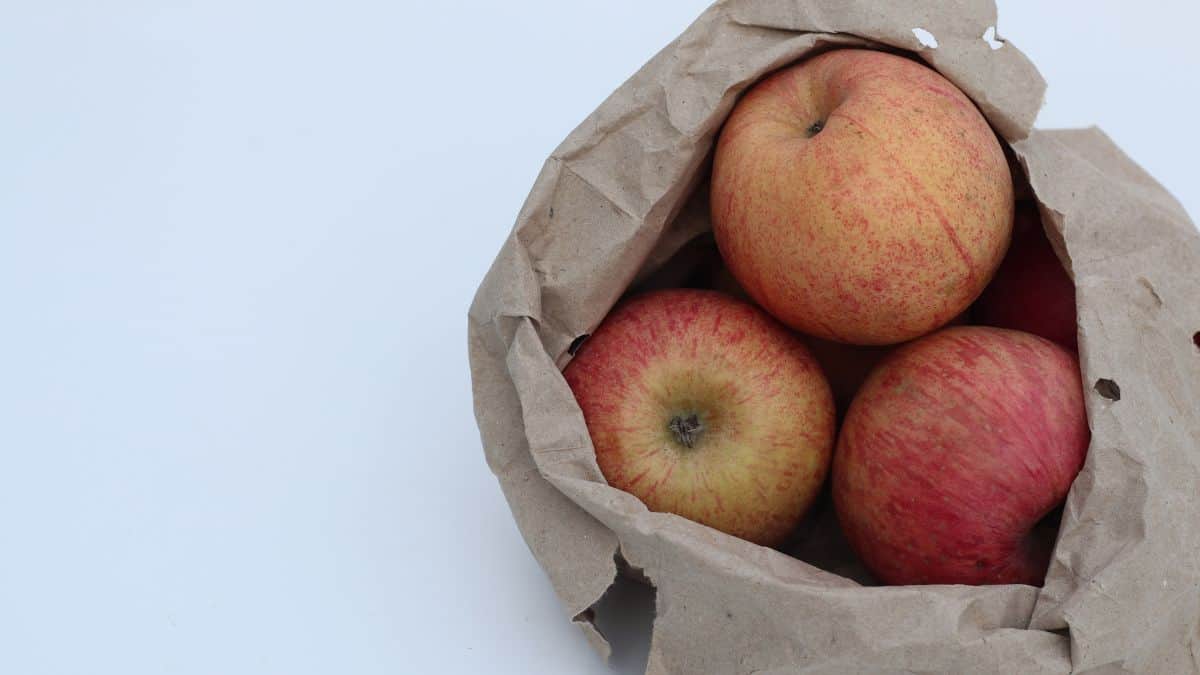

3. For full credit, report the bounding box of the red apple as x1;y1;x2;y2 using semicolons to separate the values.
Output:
833;326;1089;585
564;289;835;546
976;203;1078;349
711;49;1013;345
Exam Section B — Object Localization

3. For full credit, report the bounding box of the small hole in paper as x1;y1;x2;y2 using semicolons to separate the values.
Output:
983;26;1004;50
568;334;590;356
1192;331;1199;350
1094;379;1121;402
912;28;939;49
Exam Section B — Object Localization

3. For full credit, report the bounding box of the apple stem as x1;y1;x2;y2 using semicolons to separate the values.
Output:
668;413;705;449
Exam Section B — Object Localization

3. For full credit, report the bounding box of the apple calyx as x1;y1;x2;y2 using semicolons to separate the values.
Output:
805;120;825;138
668;413;705;449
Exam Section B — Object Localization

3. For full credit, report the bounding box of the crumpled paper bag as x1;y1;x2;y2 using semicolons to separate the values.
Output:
468;1;1200;672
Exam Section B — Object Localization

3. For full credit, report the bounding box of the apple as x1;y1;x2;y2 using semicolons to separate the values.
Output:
975;203;1078;349
711;49;1013;345
564;289;835;546
832;326;1089;585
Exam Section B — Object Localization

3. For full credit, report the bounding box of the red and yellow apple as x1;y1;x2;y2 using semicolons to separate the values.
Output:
976;203;1078;349
711;49;1014;345
564;289;835;546
833;326;1089;585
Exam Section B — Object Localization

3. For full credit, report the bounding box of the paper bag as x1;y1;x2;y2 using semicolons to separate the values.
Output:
468;1;1200;671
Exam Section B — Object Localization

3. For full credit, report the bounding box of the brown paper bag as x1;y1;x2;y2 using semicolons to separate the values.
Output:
468;1;1200;672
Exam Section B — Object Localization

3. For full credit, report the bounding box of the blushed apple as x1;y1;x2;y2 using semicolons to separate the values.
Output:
711;49;1013;345
976;203;1078;349
564;289;835;546
833;326;1089;585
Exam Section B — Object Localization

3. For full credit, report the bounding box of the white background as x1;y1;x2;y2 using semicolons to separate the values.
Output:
1;2;1196;674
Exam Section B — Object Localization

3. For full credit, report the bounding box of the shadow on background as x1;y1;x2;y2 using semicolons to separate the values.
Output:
591;573;656;675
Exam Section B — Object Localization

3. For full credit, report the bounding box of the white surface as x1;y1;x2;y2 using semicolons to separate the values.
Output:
0;2;1195;674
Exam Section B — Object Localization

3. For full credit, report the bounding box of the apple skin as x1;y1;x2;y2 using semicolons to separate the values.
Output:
975;203;1078;349
564;289;835;546
711;49;1013;345
709;264;888;410
832;326;1089;585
